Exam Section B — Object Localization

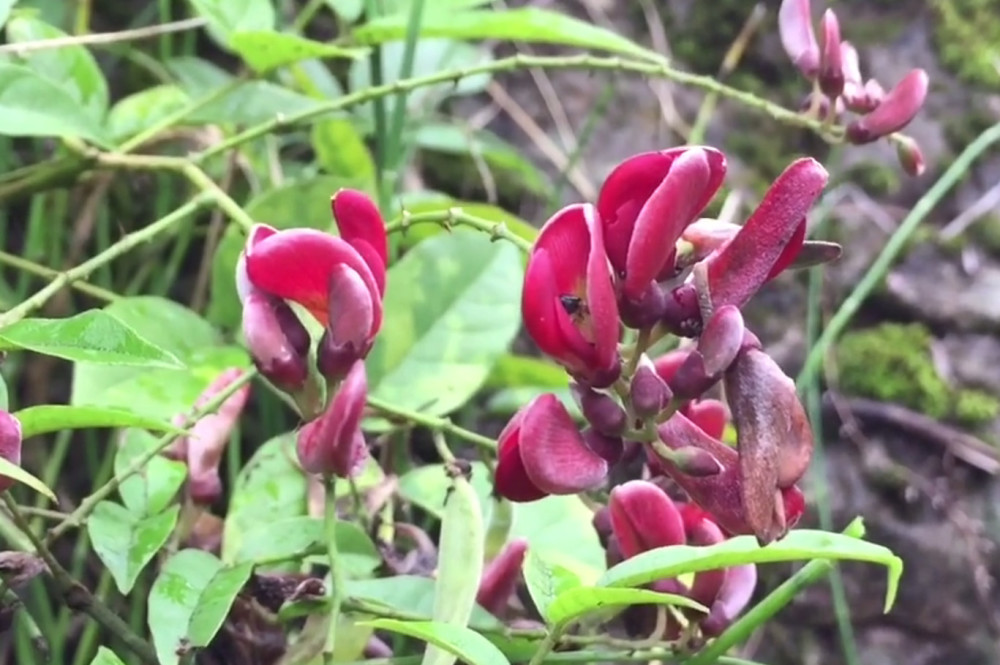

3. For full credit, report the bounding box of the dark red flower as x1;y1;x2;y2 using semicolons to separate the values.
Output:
521;204;621;387
296;359;369;477
494;394;608;502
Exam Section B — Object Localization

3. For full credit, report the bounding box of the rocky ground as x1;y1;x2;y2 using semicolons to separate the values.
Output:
466;1;1000;663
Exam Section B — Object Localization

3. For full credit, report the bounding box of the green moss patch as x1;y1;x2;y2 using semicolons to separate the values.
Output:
932;0;1000;89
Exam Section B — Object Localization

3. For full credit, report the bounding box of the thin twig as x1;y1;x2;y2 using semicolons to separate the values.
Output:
0;18;207;54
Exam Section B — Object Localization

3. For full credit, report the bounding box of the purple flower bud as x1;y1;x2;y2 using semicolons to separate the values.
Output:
818;10;844;99
847;69;928;144
629;357;672;419
582;428;624;465
181;369;252;504
242;291;310;393
0;411;22;493
779;0;820;78
617;281;667;330
608;480;686;558
296;360;370;477
571;383;627;437
895;135;926;177
476;538;528;616
317;263;378;385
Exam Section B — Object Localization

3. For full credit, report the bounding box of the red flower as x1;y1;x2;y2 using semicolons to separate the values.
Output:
597;147;726;301
494;394;608;502
521;204;621;387
0;411;22;493
296;359;370;477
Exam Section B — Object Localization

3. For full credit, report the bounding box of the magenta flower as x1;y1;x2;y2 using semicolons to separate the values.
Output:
296;359;369;477
494;394;608;502
778;0;820;78
521;204;621;387
596;147;727;302
847;69;929;144
476;538;528;615
168;369;251;505
0;411;22;493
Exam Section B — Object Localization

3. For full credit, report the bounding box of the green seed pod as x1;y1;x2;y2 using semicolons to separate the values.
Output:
422;462;485;665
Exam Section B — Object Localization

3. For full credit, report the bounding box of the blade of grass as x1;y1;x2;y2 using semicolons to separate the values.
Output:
384;0;426;207
365;0;389;211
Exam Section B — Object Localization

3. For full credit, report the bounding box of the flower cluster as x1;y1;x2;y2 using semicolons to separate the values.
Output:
495;146;829;545
236;189;389;478
779;0;929;174
596;480;758;639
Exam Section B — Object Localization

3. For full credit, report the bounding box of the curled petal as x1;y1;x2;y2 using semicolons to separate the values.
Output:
246;229;380;326
818;10;844;98
476;538;528;615
682;507;726;609
698;305;744;377
494;406;547;503
705;158;828;311
0;411;22;493
846;69;928;144
184;369;252;504
236;225;278;303
622;148;726;301
242;291;310;393
683;399;729;441
609;480;686;558
701;563;757;636
779;0;820;78
519;395;608;494
331;189;388;295
327;264;377;350
296;360;369;477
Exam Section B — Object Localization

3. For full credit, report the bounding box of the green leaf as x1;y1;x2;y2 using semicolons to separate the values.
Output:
90;646;126;665
230;30;366;73
365;619;509;665
599;527;904;612
4;15;109;120
0;456;55;501
13;405;183;439
107;84;191;142
312;117;376;184
115;429;188;517
397;461;493;522
0;1;17;29
0;63;107;143
228;516;379;576
387;0;490;12
346;576;501;630
413;123;550;197
166;57;329;126
522;550;581;624
484;355;568;389
87;502;180;594
186;0;274;45
148;549;253;665
0;310;184;368
547;587;707;629
367;231;523;416
70;297;249;421
208;175;368;328
353;8;665;62
510;496;605;582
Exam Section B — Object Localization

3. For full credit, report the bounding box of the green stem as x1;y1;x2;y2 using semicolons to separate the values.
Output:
1;493;159;665
796;121;1000;387
385;208;533;254
45;370;256;545
0;194;210;328
291;0;327;32
0;155;92;204
323;475;345;665
366;395;497;451
382;0;426;207
364;0;388;210
526;625;567;665
196;54;836;163
0;250;119;303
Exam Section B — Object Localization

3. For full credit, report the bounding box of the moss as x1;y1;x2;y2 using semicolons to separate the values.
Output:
968;214;1000;257
836;323;1000;425
840;163;900;198
932;0;1000;89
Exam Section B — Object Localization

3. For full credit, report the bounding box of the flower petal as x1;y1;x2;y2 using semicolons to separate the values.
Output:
494;408;547;502
779;0;819;78
847;69;928;144
247;229;379;324
519;394;608;494
609;480;686;558
331;189;389;295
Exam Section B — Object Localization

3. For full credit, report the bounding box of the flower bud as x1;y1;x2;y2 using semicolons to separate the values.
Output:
476;538;528;616
0;411;23;493
895;135;926;177
629;357;672;419
183;369;252;505
608;480;686;558
617;281;667;330
818;10;844;99
242;291;310;393
317;264;377;385
296;359;370;477
846;69;928;144
675;218;741;271
779;0;820;78
571;383;627;437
